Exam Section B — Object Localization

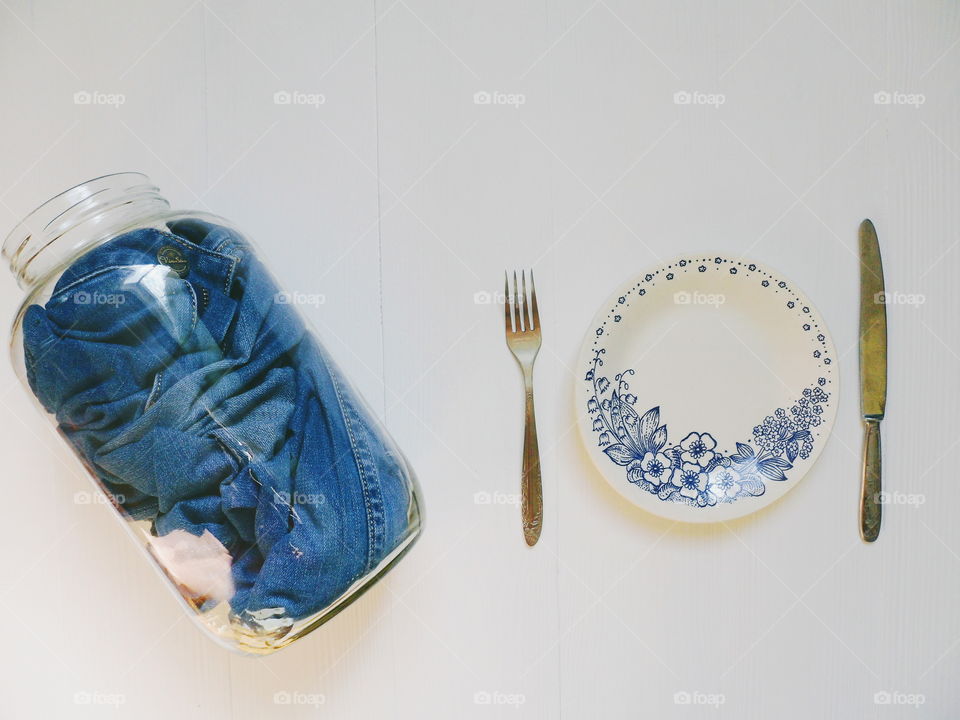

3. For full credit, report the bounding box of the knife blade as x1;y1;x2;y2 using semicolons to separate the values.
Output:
859;218;887;542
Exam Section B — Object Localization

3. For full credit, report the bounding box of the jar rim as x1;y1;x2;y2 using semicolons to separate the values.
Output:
3;172;153;248
3;172;168;288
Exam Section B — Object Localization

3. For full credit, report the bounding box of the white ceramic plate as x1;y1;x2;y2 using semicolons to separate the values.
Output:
576;255;838;523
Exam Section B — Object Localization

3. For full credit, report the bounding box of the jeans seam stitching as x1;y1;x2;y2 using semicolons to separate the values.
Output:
145;370;163;410
328;365;378;572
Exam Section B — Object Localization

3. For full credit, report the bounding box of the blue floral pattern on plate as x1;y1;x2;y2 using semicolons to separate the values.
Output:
582;255;835;508
585;353;830;507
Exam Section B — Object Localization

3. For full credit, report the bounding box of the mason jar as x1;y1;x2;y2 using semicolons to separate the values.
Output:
2;173;423;655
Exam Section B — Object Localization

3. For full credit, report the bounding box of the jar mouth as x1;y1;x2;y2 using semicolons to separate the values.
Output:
3;172;169;289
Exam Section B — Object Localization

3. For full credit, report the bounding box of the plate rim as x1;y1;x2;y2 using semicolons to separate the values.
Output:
574;253;839;524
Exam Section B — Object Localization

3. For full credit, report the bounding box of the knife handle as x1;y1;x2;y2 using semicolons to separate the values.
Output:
860;418;882;542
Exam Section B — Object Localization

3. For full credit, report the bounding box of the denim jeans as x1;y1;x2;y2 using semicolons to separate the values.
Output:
22;219;416;626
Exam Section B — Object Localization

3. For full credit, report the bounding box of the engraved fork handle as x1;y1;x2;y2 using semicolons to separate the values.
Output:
521;367;542;546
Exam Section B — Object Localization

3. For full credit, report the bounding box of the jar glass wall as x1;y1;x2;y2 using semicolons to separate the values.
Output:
3;173;422;655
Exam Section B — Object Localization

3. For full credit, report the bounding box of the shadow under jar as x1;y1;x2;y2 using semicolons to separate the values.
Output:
3;173;422;655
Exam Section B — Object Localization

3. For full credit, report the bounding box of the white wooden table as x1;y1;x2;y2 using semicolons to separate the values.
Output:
1;1;959;717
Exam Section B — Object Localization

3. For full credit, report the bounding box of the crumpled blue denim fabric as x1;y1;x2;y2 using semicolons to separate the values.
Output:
22;219;415;623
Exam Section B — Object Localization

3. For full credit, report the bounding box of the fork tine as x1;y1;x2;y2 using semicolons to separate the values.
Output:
504;271;513;334
521;270;530;330
529;268;539;330
513;270;524;332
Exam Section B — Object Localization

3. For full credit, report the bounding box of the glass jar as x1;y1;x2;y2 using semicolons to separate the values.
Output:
2;173;423;655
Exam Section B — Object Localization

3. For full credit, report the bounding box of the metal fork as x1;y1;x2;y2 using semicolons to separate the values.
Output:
504;269;543;546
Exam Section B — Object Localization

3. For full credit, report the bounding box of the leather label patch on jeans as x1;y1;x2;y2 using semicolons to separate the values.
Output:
157;245;189;277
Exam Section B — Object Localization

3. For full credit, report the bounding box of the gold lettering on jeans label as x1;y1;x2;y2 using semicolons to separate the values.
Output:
157;246;189;277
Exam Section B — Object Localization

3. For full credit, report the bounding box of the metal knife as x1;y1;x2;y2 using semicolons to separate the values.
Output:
859;218;887;542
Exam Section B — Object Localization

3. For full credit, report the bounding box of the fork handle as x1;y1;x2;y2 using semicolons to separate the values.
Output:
521;370;543;546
